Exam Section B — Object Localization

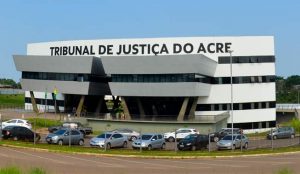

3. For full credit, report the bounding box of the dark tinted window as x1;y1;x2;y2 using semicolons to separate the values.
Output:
71;130;80;135
218;56;275;64
97;133;112;138
113;134;123;138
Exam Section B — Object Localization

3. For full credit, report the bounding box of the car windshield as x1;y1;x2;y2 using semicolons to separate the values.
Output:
183;134;197;140
222;135;237;140
141;135;153;140
97;134;112;138
54;129;66;135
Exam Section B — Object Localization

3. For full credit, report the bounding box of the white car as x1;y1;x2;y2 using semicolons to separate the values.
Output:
1;119;32;129
164;128;199;142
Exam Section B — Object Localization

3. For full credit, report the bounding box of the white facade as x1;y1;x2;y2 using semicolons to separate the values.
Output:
21;36;275;128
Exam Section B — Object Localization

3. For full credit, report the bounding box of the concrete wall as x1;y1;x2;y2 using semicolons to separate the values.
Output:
84;118;228;134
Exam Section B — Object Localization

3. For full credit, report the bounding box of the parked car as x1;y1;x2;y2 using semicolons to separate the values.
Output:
164;128;199;142
111;128;140;141
132;133;165;150
2;126;40;142
216;134;249;150
1;119;32;129
45;128;84;146
177;134;209;151
267;127;295;140
209;128;242;142
90;132;128;149
48;122;93;136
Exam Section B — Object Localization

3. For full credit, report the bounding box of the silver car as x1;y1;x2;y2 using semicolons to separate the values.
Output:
132;133;166;150
111;128;140;141
216;134;249;150
45;129;84;146
90;132;128;149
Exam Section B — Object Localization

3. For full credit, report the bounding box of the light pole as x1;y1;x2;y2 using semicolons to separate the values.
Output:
298;88;300;105
228;50;234;151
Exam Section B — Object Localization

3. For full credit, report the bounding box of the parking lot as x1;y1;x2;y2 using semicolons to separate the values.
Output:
38;133;300;151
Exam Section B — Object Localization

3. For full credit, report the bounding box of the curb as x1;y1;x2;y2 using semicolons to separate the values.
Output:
2;144;300;159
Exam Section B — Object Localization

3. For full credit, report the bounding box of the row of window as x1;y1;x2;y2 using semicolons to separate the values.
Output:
22;72;109;83
25;97;65;107
22;72;275;85
112;74;275;84
112;74;196;83
204;75;275;84
218;56;275;64
196;101;276;111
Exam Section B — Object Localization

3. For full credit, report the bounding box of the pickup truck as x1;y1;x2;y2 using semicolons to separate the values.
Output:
48;122;93;136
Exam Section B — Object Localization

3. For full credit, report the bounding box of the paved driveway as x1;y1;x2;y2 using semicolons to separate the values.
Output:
0;146;299;174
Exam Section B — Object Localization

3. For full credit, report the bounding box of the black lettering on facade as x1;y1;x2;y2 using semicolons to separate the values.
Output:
173;43;182;54
160;44;169;54
225;42;232;53
216;43;224;53
197;43;206;53
183;43;193;53
207;43;215;53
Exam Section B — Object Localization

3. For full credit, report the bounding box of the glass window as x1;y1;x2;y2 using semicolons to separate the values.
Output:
71;130;80;135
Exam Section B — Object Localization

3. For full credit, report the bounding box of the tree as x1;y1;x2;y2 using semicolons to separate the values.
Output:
290;118;300;145
285;75;300;89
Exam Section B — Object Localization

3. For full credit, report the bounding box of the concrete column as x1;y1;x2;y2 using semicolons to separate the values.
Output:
29;91;39;113
76;95;85;117
95;96;104;114
296;109;300;119
120;97;131;120
177;97;189;121
188;97;198;120
137;98;145;120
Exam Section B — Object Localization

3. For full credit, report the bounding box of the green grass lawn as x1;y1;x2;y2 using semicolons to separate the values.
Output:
0;94;24;107
0;166;47;174
1;140;300;157
27;118;62;129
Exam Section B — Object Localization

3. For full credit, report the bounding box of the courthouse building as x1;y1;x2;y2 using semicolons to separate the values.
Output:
13;36;276;129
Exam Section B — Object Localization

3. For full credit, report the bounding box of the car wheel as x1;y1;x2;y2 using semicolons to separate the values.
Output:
191;145;196;151
273;135;277;140
232;144;236;150
78;139;84;146
168;137;175;142
244;143;248;149
161;143;166;150
13;136;18;141
106;143;111;150
123;141;127;148
58;140;63;146
131;136;137;141
291;134;295;139
214;137;219;142
148;145;152;150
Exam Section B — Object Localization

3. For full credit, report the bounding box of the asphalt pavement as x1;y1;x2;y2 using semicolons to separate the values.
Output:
0;146;299;174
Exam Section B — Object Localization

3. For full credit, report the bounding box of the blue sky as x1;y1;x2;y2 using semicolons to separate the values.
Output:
0;0;299;81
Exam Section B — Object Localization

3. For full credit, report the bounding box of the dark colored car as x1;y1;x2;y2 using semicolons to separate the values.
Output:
177;134;209;151
48;122;93;136
209;128;241;142
267;127;295;140
46;129;84;146
2;126;40;142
